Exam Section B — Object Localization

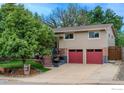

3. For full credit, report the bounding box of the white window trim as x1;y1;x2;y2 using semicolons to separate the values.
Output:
64;33;75;40
88;31;100;40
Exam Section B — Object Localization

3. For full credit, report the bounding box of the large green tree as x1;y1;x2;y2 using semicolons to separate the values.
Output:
88;6;123;31
88;6;105;24
116;32;124;47
0;4;55;63
104;9;123;31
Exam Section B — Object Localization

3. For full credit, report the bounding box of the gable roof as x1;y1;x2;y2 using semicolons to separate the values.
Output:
54;24;116;37
54;23;113;32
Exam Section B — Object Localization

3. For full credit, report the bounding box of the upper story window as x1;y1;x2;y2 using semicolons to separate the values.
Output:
65;33;74;39
89;32;99;38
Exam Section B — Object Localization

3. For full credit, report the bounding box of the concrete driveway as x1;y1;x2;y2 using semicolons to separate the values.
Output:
11;63;119;84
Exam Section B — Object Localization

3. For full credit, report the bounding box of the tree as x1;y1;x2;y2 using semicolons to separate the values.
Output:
44;4;89;28
103;9;123;31
88;6;105;24
0;4;55;64
34;12;43;22
116;32;124;47
88;6;123;31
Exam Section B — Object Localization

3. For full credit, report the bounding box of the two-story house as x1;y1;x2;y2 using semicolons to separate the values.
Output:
54;24;116;64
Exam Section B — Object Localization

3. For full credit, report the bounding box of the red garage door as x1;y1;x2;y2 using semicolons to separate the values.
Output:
69;49;83;64
87;49;103;64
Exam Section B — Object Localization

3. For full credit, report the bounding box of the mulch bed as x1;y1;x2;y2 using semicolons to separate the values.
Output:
2;68;40;77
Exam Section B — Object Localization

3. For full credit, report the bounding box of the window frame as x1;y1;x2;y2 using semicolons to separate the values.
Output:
64;33;74;40
88;31;100;39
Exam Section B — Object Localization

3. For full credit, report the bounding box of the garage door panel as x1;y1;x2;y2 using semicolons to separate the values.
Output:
69;52;77;63
93;52;102;64
87;49;103;64
69;50;83;64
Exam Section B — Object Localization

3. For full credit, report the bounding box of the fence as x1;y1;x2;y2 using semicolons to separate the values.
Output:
108;46;122;60
122;47;124;61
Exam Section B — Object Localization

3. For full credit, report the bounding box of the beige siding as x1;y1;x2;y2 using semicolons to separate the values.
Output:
107;27;115;46
58;31;108;49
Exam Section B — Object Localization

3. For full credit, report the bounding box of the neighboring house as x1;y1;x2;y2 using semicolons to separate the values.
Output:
54;24;116;64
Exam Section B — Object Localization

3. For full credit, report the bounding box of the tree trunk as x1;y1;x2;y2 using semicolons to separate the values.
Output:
21;56;26;64
21;56;27;75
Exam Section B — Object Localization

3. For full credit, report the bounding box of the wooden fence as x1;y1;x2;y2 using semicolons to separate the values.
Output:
122;47;124;61
108;46;122;60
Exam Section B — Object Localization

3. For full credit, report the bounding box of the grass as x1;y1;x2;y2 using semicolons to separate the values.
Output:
0;60;49;72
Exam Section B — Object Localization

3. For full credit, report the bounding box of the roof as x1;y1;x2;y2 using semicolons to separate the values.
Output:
54;24;113;33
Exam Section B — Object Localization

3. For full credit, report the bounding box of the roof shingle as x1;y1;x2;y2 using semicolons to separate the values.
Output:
54;24;113;33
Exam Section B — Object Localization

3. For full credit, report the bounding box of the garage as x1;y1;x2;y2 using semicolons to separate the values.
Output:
87;49;103;64
69;49;83;64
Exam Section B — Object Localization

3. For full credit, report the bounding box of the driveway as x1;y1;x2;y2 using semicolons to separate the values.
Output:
9;63;119;84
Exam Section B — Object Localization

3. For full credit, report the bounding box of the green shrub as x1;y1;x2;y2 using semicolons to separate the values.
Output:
0;60;49;72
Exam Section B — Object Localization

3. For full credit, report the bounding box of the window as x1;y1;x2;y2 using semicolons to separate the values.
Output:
87;49;94;52
95;49;102;52
89;32;99;38
65;33;74;39
69;49;82;52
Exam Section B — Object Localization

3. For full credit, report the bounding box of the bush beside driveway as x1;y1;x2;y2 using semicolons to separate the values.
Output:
0;60;49;72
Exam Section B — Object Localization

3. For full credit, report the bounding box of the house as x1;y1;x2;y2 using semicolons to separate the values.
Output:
54;24;116;64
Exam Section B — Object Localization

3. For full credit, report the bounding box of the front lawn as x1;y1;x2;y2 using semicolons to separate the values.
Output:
0;60;49;72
